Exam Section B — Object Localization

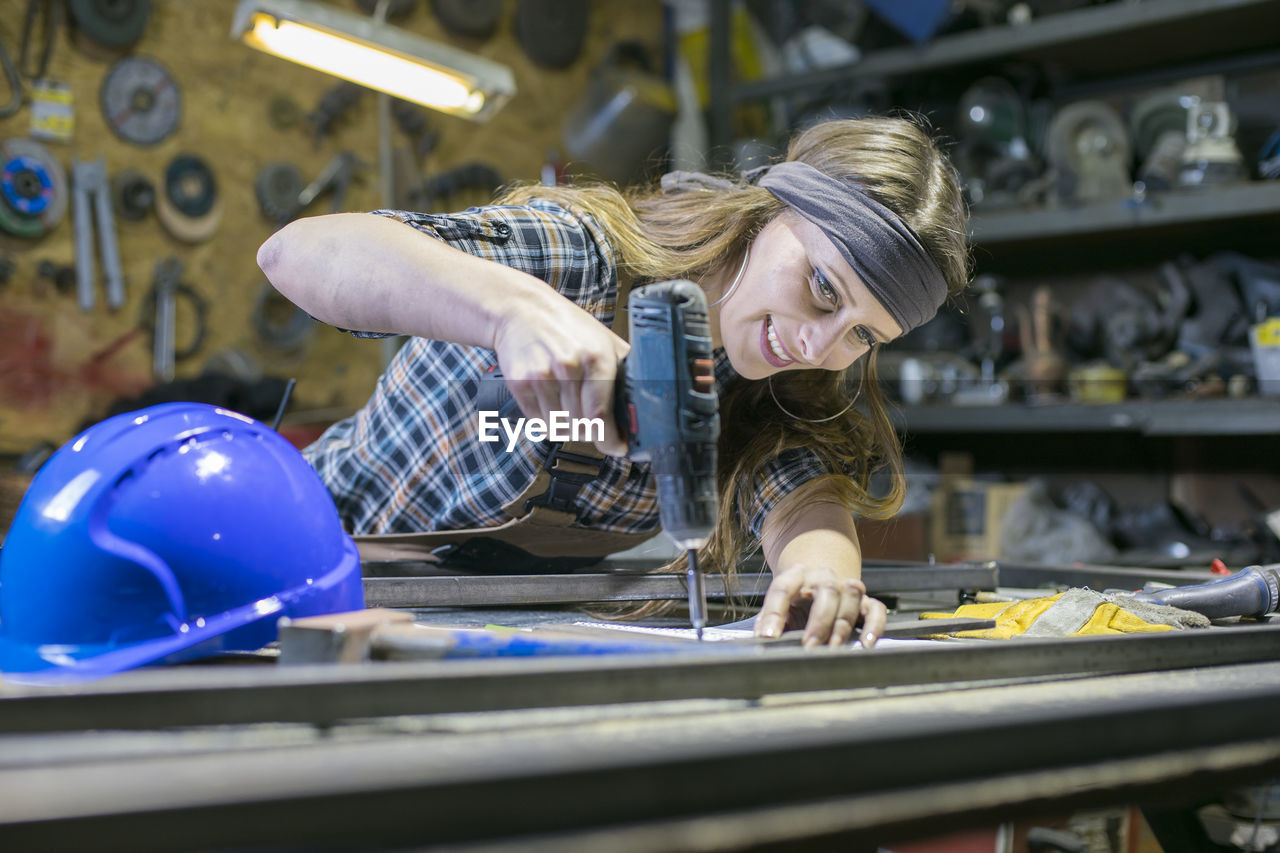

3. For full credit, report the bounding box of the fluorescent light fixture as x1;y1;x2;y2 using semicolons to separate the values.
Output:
231;0;515;121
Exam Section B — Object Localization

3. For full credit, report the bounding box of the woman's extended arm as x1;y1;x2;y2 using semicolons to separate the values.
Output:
260;213;553;344
755;480;887;647
258;213;629;454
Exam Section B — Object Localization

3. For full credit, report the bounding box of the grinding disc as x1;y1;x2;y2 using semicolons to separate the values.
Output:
1;156;54;218
156;155;221;243
255;162;304;223
164;154;217;218
0;193;45;238
111;167;155;221
253;280;316;351
100;55;182;146
69;0;151;50
156;189;221;244
431;0;502;39
267;94;302;130
514;0;588;69
354;0;416;20
0;137;67;234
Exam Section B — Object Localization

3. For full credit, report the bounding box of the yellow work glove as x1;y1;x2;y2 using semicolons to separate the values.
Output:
921;588;1210;639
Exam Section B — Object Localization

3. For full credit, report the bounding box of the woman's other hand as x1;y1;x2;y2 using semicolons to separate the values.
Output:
755;566;887;648
757;481;884;648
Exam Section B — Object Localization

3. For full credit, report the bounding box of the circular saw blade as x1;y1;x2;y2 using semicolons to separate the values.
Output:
100;55;182;146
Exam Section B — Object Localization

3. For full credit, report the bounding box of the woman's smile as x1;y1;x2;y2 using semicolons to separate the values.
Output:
762;315;796;367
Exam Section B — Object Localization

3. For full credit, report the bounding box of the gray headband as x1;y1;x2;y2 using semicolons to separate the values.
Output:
757;161;947;334
661;163;948;333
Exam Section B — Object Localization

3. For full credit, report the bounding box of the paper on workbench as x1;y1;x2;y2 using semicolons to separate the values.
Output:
570;620;929;649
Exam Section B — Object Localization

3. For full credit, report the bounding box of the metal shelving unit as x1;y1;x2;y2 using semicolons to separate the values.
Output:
970;181;1280;244
891;397;1280;436
725;0;1280;106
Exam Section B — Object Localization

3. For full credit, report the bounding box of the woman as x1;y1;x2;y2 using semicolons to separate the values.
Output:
258;116;971;649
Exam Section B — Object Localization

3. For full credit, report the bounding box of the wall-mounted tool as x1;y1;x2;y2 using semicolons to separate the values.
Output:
0;137;68;239
562;41;675;186
254;162;305;224
36;258;76;296
354;0;416;20
266;93;301;130
431;0;501;40
141;256;207;383
306;80;363;141
155;153;221;243
0;35;22;120
253;280;316;351
100;55;182;146
110;167;155;221
68;0;150;52
407;160;498;209
20;0;60;81
71;157;125;312
297;150;367;213
515;0;587;69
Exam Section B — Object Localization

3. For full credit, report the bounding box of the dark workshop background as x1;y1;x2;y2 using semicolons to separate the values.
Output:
2;0;1280;569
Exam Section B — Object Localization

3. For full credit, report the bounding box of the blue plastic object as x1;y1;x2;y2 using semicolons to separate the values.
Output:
861;0;952;44
0;403;363;684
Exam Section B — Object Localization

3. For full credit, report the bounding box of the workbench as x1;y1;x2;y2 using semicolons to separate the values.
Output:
2;559;1278;851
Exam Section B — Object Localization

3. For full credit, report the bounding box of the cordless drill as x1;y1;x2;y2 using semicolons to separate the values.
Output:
478;280;720;638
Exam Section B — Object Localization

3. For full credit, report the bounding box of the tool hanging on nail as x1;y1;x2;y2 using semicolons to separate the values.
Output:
20;0;60;81
0;35;23;120
0;137;68;239
71;157;125;312
67;0;150;52
297;150;368;213
155;153;221;243
139;256;207;382
100;55;181;146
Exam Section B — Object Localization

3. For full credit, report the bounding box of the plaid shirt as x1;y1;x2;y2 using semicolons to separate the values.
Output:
304;200;828;542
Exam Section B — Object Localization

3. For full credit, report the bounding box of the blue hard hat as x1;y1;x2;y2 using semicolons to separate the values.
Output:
0;403;363;684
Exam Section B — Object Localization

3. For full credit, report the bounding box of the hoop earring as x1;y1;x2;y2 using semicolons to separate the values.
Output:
767;375;861;423
710;246;750;307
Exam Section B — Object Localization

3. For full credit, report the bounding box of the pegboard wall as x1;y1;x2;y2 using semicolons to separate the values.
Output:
0;0;663;454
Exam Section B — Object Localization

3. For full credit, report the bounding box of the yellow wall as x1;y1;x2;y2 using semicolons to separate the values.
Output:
0;0;662;453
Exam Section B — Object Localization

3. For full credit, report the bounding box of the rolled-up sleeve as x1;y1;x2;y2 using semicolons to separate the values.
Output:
331;202;615;338
742;447;832;539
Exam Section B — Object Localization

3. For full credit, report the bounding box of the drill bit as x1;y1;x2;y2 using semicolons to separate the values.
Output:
687;548;707;641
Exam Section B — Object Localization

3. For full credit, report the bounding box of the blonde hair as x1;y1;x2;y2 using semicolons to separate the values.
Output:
498;116;970;606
